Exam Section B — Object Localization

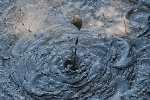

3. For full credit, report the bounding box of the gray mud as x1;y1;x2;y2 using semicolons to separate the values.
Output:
0;0;150;100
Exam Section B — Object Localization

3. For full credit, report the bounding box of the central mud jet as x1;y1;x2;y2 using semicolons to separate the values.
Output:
72;37;78;70
64;38;79;71
71;15;82;70
64;15;82;70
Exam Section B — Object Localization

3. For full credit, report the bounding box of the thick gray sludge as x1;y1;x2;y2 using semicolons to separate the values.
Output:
0;0;150;100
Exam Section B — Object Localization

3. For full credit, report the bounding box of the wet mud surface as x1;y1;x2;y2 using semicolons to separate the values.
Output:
0;0;150;100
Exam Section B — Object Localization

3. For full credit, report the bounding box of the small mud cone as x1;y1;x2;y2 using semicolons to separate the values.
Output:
71;15;82;30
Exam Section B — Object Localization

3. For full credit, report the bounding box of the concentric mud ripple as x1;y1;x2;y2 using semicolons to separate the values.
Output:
9;31;138;99
1;0;150;100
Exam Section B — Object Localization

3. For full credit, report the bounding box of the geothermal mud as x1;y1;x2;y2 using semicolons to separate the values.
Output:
0;0;150;100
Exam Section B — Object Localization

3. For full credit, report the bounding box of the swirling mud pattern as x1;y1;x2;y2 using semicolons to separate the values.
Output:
0;0;150;100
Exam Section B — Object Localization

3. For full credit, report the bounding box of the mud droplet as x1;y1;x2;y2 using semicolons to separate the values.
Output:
71;15;82;30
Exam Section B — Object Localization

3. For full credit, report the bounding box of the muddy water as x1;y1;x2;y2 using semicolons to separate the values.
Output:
0;0;150;100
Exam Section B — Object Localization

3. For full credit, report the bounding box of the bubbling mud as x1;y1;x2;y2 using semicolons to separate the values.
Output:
10;32;137;99
9;32;150;99
0;0;150;100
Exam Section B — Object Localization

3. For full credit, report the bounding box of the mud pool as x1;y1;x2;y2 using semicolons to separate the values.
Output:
0;0;150;100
